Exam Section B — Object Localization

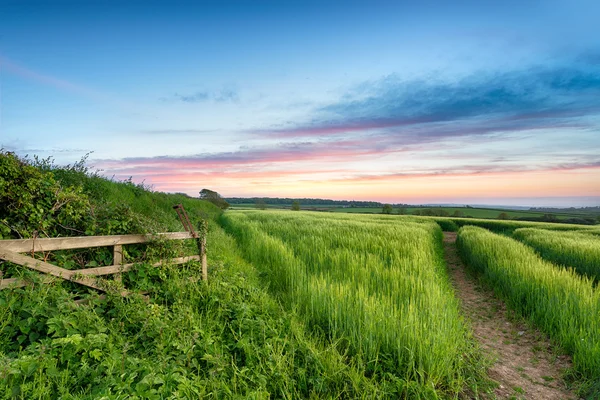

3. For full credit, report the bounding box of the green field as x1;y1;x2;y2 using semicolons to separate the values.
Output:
222;211;485;397
3;151;599;398
457;226;600;388
513;228;600;282
230;203;598;223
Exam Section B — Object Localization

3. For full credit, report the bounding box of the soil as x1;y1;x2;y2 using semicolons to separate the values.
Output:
443;232;575;400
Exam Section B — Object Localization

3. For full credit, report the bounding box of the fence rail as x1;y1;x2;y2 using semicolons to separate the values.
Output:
0;232;206;294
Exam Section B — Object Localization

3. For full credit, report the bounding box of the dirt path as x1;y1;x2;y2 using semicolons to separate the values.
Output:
443;232;574;400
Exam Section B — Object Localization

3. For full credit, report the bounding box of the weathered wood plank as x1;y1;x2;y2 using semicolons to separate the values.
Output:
0;276;56;289
0;277;28;289
201;236;208;282
74;255;201;276
0;249;121;293
0;232;193;253
0;255;201;289
113;244;123;283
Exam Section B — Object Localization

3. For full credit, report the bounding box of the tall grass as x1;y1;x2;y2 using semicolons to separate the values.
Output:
429;216;595;234
1;153;385;398
513;228;600;283
222;210;485;398
457;226;600;387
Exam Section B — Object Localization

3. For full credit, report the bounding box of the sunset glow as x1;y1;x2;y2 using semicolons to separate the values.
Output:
1;1;599;206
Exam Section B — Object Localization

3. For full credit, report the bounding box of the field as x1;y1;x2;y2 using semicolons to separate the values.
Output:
230;203;598;223
513;228;600;282
2;151;600;398
457;226;600;389
222;211;485;397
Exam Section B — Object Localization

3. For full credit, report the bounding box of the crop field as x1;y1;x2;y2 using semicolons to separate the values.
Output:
229;203;598;222
3;152;599;398
513;228;600;282
428;216;594;234
222;211;485;397
457;226;600;387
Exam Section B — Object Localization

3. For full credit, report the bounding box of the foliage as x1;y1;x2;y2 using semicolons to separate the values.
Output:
513;228;600;283
0;151;90;240
291;200;300;211
255;199;267;210
382;204;393;214
226;196;389;208
1;155;386;398
222;210;488;398
457;226;600;395
199;189;230;210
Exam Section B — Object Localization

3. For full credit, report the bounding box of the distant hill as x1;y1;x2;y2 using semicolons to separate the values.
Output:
225;197;407;208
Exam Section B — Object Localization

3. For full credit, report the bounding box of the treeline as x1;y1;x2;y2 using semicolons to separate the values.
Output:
514;215;599;225
529;206;600;215
226;197;401;207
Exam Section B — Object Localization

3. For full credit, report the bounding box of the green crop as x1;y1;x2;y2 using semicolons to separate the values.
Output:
457;226;600;387
223;210;486;398
513;228;600;283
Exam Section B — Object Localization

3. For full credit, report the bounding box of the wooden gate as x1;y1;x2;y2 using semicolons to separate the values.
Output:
0;232;207;295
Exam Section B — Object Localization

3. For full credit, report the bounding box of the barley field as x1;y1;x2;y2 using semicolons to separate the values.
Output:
457;226;600;382
513;228;600;282
222;211;484;398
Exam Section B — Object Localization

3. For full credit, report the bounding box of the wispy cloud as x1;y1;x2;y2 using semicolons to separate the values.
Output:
140;129;217;135
0;55;115;103
167;88;239;103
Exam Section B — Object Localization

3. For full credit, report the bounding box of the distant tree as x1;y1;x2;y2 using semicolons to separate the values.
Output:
291;200;300;211
453;210;464;217
541;213;558;222
421;208;435;216
382;204;393;214
438;209;450;217
497;212;509;220
413;209;422;216
397;207;406;215
199;188;230;210
255;199;267;210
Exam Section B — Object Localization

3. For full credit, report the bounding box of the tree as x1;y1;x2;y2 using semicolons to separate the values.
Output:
397;207;406;215
497;212;509;220
291;200;300;211
199;188;229;210
255;199;267;210
453;210;464;217
382;204;393;214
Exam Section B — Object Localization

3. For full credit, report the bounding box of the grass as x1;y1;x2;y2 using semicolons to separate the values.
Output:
457;226;600;396
513;228;600;283
0;153;388;398
222;210;488;398
428;216;595;234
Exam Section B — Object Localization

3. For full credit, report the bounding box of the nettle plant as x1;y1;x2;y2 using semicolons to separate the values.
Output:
0;150;90;240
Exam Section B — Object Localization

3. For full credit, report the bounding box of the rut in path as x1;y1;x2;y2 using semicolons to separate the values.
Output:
442;232;574;400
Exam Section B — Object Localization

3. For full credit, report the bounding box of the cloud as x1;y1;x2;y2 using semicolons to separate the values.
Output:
95;139;384;173
257;59;600;140
169;88;239;103
0;55;119;104
140;129;216;135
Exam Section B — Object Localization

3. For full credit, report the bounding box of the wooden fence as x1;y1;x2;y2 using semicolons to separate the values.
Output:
0;232;207;295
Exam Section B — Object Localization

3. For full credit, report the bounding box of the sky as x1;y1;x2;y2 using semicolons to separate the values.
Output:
1;0;599;207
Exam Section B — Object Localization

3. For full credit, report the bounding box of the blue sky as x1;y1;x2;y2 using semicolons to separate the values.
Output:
1;0;599;206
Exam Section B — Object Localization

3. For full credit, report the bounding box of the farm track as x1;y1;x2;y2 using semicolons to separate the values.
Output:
443;232;575;400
